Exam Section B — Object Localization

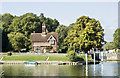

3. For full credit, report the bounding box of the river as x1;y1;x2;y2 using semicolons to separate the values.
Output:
0;61;120;76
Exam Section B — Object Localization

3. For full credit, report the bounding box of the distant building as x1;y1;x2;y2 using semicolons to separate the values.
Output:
31;24;58;53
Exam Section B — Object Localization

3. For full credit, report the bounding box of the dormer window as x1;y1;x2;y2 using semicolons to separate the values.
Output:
50;40;54;44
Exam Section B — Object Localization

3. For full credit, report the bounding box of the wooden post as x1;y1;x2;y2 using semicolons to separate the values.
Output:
101;62;103;75
101;52;103;62
94;52;96;72
85;53;88;76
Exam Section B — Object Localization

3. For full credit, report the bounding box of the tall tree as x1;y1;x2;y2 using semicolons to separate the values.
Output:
39;13;46;24
55;25;68;52
45;18;59;32
113;28;120;49
8;32;28;52
2;13;60;52
39;13;59;32
9;13;41;51
103;42;114;51
1;13;14;51
64;16;104;53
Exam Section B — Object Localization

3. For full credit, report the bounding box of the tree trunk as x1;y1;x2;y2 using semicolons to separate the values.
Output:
19;50;21;54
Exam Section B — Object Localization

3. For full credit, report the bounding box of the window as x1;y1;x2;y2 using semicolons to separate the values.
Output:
35;46;40;52
50;40;54;44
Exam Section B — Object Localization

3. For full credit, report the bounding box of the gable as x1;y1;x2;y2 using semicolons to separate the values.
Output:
47;35;56;41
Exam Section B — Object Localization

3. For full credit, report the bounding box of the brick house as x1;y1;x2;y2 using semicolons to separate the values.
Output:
31;24;58;53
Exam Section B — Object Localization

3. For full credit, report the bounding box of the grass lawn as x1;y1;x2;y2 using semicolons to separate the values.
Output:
1;55;69;61
1;54;93;61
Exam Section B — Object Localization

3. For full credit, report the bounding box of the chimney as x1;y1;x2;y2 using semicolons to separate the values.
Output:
42;23;47;36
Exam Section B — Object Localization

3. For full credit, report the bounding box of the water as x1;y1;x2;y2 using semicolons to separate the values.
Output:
0;62;119;76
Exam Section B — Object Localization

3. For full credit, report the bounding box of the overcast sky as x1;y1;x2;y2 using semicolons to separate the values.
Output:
1;0;119;42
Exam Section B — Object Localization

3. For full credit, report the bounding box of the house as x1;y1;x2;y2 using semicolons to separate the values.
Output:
31;24;58;53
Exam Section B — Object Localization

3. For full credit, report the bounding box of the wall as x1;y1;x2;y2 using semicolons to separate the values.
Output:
106;53;120;61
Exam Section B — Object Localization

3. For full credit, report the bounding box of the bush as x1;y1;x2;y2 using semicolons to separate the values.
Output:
7;51;13;56
117;49;120;53
67;51;77;62
76;57;84;61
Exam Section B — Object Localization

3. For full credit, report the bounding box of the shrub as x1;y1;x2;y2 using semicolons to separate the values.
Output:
76;57;84;61
117;49;120;53
67;51;77;62
46;50;49;53
7;51;13;56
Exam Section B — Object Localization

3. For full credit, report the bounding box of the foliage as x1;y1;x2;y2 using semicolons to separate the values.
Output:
103;42;114;51
64;16;104;53
55;25;68;44
116;49;120;53
46;46;53;52
8;32;28;52
67;51;77;62
113;28;120;49
7;51;13;56
1;13;60;52
55;25;69;52
45;18;59;32
1;13;14;51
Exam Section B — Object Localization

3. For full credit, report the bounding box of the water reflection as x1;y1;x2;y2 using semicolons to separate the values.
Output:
0;62;119;76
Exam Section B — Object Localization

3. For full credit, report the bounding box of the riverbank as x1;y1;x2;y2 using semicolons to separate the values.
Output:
0;61;100;65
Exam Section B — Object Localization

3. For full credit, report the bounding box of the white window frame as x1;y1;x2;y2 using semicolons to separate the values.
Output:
49;40;54;45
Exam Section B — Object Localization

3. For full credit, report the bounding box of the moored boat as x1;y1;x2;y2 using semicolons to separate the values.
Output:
24;61;38;65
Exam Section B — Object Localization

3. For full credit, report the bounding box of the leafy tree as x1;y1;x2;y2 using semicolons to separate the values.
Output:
103;42;114;51
64;16;104;53
45;18;59;32
55;25;69;52
67;50;77;62
1;13;14;32
55;25;68;45
1;13;14;51
1;13;60;52
39;13;46;24
8;32;28;52
113;28;120;49
39;13;59;32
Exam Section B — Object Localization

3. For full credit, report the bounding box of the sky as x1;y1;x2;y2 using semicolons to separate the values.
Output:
1;0;119;42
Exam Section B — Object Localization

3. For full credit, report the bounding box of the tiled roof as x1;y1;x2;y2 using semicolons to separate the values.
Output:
31;32;58;42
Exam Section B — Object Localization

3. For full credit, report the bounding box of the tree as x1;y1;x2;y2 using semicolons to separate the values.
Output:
113;28;120;49
55;25;69;52
64;16;104;53
55;25;68;45
8;32;28;52
8;14;41;51
39;13;46;24
45;18;59;32
1;13;60;52
103;42;114;51
39;13;59;32
1;13;14;51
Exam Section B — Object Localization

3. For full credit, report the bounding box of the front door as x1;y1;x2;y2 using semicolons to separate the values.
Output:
43;48;46;53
